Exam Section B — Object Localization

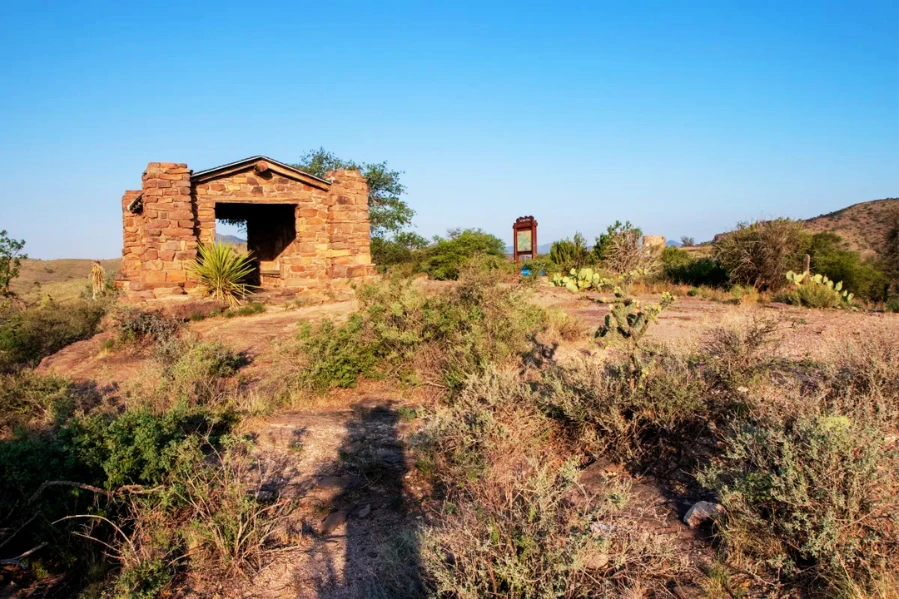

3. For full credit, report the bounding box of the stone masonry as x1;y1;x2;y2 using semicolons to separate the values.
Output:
117;156;375;301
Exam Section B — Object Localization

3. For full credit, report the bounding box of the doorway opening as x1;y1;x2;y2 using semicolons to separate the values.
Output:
214;203;297;288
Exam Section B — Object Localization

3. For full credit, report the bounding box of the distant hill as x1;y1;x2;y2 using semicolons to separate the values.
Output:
711;198;898;258
504;243;554;255
216;234;246;245
801;198;898;257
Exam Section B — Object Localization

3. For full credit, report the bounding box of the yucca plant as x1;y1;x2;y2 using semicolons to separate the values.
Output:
189;242;256;307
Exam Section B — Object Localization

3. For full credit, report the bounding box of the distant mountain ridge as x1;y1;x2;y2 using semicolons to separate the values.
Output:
504;243;554;255
216;234;246;245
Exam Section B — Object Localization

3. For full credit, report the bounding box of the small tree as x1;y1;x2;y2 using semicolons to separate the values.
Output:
713;219;804;290
594;221;660;275
0;230;27;297
549;233;591;271
680;236;695;247
293;148;414;238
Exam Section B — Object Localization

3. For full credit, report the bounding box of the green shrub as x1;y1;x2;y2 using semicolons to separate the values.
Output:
661;247;729;287
289;267;549;394
0;403;233;586
0;230;26;297
224;301;266;318
370;232;429;270
113;557;173;599
885;296;899;313
418;228;506;280
162;341;246;405
188;242;256;307
293;316;378;392
805;232;888;300
0;299;106;371
66;406;225;487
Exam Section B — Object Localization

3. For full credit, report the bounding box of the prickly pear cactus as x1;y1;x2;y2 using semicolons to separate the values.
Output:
550;267;651;294
784;271;853;307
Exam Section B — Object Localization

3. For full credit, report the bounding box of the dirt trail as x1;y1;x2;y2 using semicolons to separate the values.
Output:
226;390;426;598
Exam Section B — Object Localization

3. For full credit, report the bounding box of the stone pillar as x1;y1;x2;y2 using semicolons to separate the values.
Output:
117;190;144;294
138;163;197;298
326;169;375;289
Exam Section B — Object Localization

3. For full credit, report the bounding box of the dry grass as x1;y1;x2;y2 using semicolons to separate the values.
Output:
9;258;120;303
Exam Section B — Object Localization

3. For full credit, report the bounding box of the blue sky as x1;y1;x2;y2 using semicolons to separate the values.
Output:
0;0;896;258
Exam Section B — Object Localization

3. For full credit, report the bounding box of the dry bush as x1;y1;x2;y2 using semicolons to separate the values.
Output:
175;442;291;579
713;218;804;290
0;298;107;371
422;459;597;598
702;316;782;390
538;351;717;476
825;323;899;403
417;368;687;597
599;225;662;276
0;370;79;429
698;322;899;596
882;206;899;288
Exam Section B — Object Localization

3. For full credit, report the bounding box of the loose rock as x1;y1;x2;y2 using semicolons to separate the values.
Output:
683;501;724;527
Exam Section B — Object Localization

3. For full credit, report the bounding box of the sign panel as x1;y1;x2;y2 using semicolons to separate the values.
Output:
517;229;533;253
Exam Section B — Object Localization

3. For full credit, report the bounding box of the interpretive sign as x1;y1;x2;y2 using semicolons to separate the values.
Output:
512;216;538;265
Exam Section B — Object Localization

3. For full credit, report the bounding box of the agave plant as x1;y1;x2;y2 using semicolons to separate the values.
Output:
189;242;257;307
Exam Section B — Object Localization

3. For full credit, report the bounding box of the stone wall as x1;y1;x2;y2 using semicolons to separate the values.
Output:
117;158;374;301
325;169;374;283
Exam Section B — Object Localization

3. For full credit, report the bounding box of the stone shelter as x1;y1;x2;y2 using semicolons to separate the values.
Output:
117;156;375;300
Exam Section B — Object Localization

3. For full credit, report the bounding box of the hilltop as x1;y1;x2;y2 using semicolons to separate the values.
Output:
801;198;897;256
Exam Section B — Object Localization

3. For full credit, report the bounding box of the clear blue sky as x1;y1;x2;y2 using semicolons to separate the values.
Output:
0;0;896;258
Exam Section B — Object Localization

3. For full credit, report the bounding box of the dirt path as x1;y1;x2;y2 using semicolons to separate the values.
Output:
224;388;426;598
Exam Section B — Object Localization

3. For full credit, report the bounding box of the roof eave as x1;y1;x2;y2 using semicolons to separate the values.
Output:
190;155;331;190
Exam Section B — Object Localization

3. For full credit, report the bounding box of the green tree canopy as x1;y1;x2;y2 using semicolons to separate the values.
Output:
0;230;27;297
292;148;414;238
